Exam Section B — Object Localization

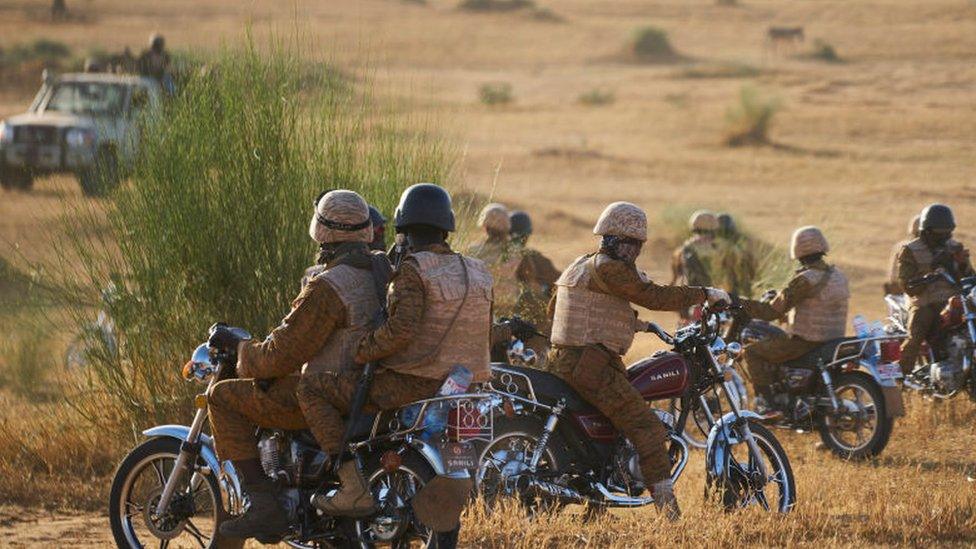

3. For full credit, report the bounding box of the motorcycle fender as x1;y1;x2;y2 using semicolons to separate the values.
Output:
142;425;243;515
704;411;763;480
407;437;449;477
854;360;898;388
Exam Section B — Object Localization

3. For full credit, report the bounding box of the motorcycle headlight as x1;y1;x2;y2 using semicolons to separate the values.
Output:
182;343;216;384
65;127;95;148
0;122;12;145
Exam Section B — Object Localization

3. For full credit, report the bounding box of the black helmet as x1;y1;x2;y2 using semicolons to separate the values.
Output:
368;205;386;228
393;183;455;232
717;212;736;236
920;203;955;232
509;210;532;239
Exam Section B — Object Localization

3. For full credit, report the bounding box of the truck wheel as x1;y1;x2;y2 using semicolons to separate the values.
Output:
0;166;33;191
79;147;121;197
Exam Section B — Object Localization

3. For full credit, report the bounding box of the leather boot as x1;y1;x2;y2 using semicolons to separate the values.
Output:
219;460;290;541
652;478;681;521
310;460;376;517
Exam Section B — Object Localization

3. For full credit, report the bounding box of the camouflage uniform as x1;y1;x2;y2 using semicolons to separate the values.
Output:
671;234;719;287
896;238;974;373
468;237;559;324
717;235;758;298
547;252;706;484
208;243;377;461
741;260;849;387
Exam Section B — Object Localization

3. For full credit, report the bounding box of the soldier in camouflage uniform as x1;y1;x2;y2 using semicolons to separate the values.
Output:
896;204;974;376
368;205;388;252
716;212;758;298
300;183;491;523
206;190;390;539
884;214;920;295
671;210;720;321
547;202;729;520
508;210;561;325
740;227;850;415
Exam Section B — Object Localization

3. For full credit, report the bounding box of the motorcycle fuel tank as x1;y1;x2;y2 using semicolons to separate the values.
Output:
627;352;690;401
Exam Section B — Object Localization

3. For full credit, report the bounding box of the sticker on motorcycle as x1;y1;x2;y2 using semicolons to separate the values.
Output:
876;362;904;380
439;441;477;471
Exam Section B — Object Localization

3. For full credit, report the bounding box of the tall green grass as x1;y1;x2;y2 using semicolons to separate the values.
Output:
50;39;458;435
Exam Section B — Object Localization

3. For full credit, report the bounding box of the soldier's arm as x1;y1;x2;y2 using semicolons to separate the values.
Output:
237;278;345;379
896;246;923;297
669;248;682;285
593;256;706;312
955;244;975;277
520;250;561;288
355;262;425;363
741;274;814;321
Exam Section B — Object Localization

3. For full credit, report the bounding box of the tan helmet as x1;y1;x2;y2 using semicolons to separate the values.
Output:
909;215;921;238
308;190;372;244
593;202;647;242
689;210;719;232
478;203;511;235
790;226;829;259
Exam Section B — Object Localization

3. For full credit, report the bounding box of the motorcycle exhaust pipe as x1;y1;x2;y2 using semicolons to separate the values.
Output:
515;476;587;504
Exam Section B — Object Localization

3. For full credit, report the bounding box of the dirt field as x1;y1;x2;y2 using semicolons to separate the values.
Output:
2;0;976;546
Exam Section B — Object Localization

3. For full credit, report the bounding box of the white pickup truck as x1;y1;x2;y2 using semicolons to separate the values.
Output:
0;72;162;196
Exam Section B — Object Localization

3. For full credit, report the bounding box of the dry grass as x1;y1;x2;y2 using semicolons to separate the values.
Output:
1;0;976;544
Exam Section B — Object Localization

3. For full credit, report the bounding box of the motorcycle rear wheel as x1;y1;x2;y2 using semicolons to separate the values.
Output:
817;372;893;460
109;436;237;549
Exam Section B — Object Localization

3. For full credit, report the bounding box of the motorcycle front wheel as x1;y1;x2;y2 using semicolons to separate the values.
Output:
707;420;796;513
109;436;237;549
817;372;893;460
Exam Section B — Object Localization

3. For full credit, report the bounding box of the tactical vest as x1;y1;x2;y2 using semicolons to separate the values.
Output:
381;251;493;382
680;236;717;286
303;264;382;375
468;240;521;316
905;239;960;306
788;266;850;342
550;254;641;356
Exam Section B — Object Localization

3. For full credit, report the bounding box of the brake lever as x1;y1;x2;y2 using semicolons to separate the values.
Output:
645;322;674;345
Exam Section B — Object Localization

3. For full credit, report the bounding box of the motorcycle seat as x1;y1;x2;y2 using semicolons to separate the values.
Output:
490;363;594;413
778;337;864;369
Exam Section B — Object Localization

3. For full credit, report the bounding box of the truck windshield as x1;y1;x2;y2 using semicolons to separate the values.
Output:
45;82;126;116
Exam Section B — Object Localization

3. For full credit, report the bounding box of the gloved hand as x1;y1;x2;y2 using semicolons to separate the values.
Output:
208;322;243;356
705;288;730;307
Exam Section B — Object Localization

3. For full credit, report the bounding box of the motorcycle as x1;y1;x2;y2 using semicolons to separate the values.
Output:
733;308;904;460
884;270;976;400
108;326;498;548
478;305;797;514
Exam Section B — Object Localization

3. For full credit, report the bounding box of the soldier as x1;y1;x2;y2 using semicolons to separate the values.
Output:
884;214;921;295
716;212;758;298
740;227;850;415
368;205;387;251
896;204;974;376
670;209;720;286
508;210;561;324
206;189;388;540
547;202;729;519
299;183;491;522
138;33;173;93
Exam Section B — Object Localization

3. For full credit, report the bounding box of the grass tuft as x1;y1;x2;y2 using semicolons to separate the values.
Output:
479;82;514;105
723;85;781;147
577;88;615;106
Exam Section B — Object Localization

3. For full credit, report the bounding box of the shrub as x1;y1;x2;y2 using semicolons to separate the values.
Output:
480;82;514;105
808;39;841;63
458;0;534;11
0;321;55;398
679;62;761;79
632;26;676;61
723;85;781;146
46;39;457;435
578;88;615;106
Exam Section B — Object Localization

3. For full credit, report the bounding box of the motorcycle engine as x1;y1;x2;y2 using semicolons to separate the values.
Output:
257;431;331;486
608;441;645;496
929;334;969;394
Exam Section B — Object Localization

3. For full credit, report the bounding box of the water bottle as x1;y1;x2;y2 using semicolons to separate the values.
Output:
421;365;473;441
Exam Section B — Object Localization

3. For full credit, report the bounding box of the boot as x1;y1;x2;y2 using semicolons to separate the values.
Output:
310;460;376;517
753;386;782;421
219;460;290;542
651;479;681;521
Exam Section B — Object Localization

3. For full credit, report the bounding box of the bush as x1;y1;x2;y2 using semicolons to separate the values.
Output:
723;85;781;146
632;26;676;61
808;39;841;63
47;39;457;434
578;88;615;106
0;39;72;68
679;62;761;79
480;82;514;105
458;0;534;11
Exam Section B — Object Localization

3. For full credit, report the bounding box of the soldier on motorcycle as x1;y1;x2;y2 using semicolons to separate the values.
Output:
896;204;975;375
739;226;850;416
205;189;390;540
884;214;920;295
546;201;729;519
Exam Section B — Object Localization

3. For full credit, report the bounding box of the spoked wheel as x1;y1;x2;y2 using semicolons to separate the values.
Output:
110;437;231;548
707;420;795;513
817;373;892;460
475;417;561;511
355;452;436;548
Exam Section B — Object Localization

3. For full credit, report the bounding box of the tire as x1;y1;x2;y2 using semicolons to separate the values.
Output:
109;436;241;549
78;147;121;197
0;166;33;191
355;450;438;547
707;420;796;513
817;372;893;460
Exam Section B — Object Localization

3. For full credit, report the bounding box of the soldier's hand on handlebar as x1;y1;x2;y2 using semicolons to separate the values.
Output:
208;322;243;356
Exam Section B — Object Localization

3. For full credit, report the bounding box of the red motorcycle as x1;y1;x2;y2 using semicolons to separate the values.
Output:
477;306;796;513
